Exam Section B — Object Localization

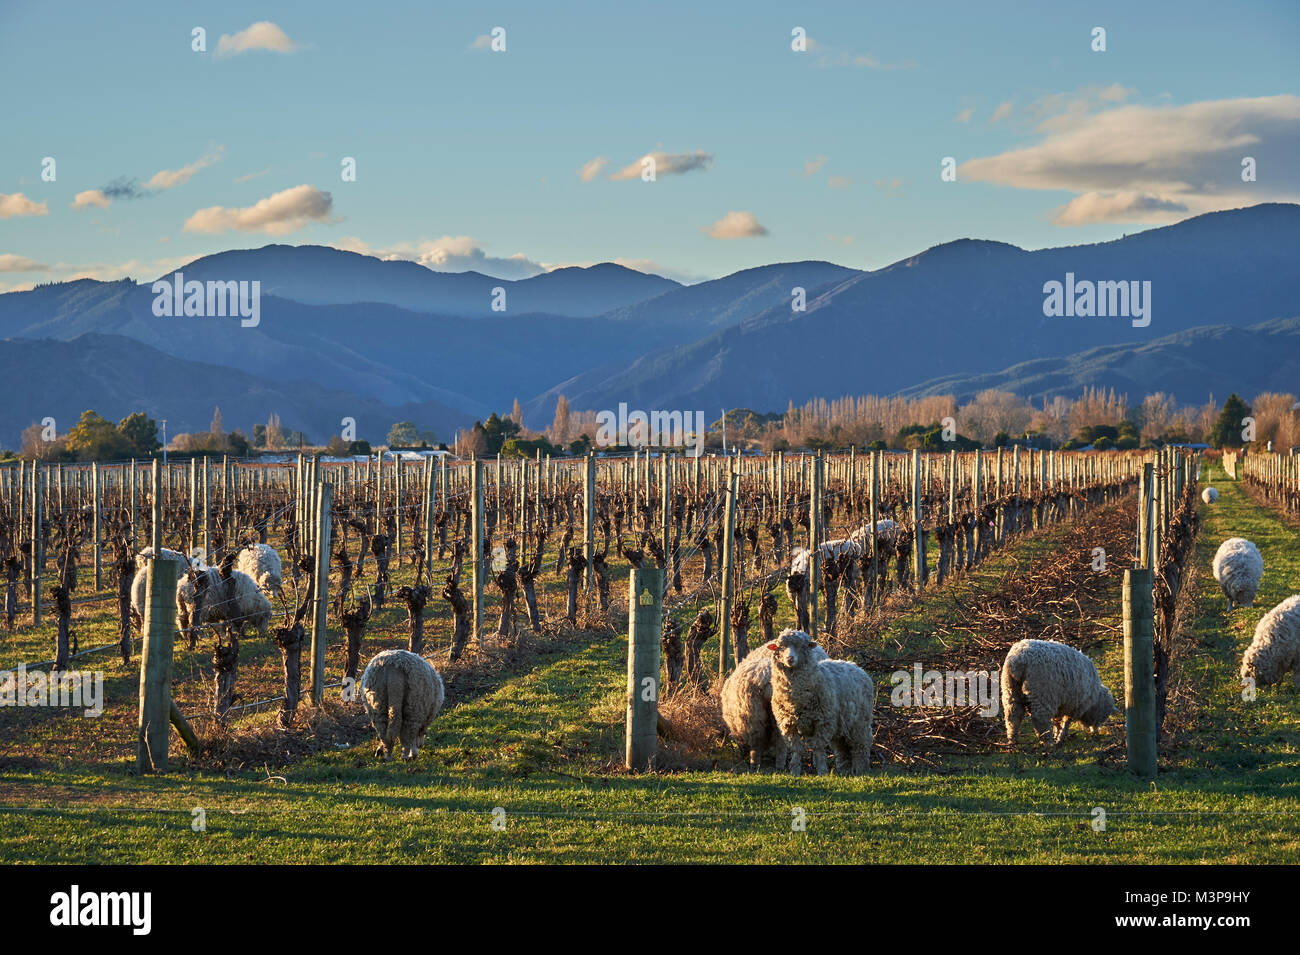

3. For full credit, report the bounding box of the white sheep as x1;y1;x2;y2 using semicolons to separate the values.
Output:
360;649;445;761
177;567;273;636
129;549;204;629
768;629;874;776
849;518;897;549
1240;595;1300;688
721;639;828;772
1213;538;1263;609
1201;487;1219;504
1001;638;1116;748
235;543;283;597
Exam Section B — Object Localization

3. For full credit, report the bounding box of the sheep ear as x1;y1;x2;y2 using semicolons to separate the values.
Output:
809;641;819;649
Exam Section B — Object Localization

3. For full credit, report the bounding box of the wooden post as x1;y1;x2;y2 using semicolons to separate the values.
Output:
1137;462;1153;568
660;452;672;590
869;450;880;597
808;451;821;635
129;459;137;548
309;482;332;704
971;448;983;561
625;567;663;771
137;556;178;773
202;456;211;562
471;457;485;646
91;462;102;590
719;469;737;675
31;467;42;626
583;452;596;590
1123;568;1157;778
912;449;923;590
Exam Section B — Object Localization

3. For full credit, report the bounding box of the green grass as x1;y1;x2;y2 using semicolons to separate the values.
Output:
3;468;1299;863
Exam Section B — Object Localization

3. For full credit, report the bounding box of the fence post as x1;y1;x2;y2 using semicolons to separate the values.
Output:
583;452;596;591
137;556;178;773
150;459;162;556
719;468;737;675
808;451;822;634
92;462;102;590
471;457;485;646
309;482;332;704
912;449;923;590
31;466;42;626
1123;568;1157;778
625;566;663;771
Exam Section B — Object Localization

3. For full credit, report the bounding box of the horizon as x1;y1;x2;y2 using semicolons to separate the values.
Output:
3;1;1298;292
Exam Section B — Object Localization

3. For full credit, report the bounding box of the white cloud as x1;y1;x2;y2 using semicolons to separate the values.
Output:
989;101;1014;124
0;254;48;272
609;150;713;181
216;21;298;58
145;149;224;190
955;107;974;123
331;235;545;280
826;234;856;246
873;178;903;193
960;94;1300;225
71;189;110;210
803;155;827;177
702;211;769;240
578;157;608;182
183;184;335;235
234;168;271;183
0;193;48;218
827;176;853;189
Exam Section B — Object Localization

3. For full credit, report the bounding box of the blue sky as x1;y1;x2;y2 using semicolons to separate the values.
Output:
2;0;1297;289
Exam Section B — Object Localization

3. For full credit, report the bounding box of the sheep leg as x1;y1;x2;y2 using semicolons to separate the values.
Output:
1030;709;1055;747
786;736;804;777
1054;716;1072;747
812;737;830;776
1003;698;1024;746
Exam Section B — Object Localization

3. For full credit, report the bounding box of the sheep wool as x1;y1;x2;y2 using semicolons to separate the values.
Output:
1213;537;1264;609
768;629;874;776
1001;638;1116;747
176;567;273;635
1201;487;1218;504
1240;594;1300;687
235;543;283;597
721;640;827;771
361;649;446;760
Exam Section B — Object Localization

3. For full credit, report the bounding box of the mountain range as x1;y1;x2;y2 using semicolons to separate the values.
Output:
2;202;1296;447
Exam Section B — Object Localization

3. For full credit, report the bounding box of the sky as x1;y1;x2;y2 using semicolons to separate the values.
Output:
2;0;1298;291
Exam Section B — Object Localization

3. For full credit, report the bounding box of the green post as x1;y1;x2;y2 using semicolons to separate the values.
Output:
1123;568;1157;778
626;567;663;772
137;557;178;773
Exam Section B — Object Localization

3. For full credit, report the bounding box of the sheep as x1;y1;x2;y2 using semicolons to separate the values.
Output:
360;649;445;761
1213;537;1263;609
129;548;204;629
849;518;897;549
1201;487;1219;504
768;629;874;776
721;639;827;772
235;543;283;597
176;567;273;636
1001;638;1116;748
1240;594;1300;688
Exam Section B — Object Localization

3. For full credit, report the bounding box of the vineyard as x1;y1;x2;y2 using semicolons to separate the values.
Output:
1;447;1298;863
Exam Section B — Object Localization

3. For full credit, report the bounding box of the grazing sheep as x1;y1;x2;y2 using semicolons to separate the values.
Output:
1201;487;1219;504
176;567;272;636
1240;595;1300;687
235;543;283;597
1213;537;1264;609
360;649;445;761
849;518;897;549
721;639;827;771
129;549;203;628
1001;638;1116;748
769;629;874;776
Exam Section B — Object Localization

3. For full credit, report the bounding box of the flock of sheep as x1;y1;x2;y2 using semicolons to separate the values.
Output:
719;490;1300;776
125;476;1298;771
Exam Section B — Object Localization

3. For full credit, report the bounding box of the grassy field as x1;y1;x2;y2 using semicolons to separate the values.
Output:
2;461;1298;863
